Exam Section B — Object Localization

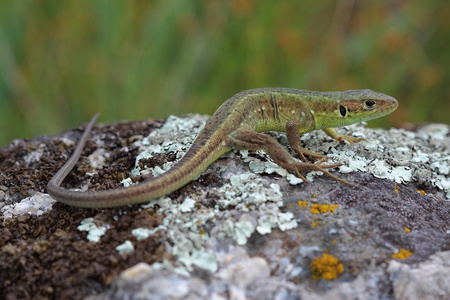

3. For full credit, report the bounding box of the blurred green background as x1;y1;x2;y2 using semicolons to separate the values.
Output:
0;0;449;147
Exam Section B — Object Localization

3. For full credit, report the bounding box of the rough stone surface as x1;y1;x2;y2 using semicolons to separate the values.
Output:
388;251;450;300
0;114;449;299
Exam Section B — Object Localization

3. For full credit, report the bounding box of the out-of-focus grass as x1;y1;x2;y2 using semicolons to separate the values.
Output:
0;1;449;146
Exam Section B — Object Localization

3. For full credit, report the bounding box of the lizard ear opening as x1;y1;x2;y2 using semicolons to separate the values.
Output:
339;105;347;117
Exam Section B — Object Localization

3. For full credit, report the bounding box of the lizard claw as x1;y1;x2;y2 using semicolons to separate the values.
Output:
295;170;309;183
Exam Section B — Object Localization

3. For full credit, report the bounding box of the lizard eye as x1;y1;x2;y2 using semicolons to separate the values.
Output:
365;100;375;108
339;105;347;117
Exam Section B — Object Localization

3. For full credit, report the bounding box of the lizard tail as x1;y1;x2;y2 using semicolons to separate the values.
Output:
47;115;229;208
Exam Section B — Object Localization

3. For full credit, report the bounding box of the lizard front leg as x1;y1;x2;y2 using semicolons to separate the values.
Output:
322;128;365;144
286;120;329;160
227;128;354;186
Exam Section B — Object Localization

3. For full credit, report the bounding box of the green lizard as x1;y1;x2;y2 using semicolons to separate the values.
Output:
47;88;398;208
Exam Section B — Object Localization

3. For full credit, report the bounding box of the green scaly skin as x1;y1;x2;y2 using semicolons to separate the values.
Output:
47;88;398;208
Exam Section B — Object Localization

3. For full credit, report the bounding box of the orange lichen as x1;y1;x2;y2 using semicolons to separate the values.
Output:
394;184;399;195
311;217;323;227
310;204;339;214
416;190;426;195
298;200;308;207
392;249;413;259
404;227;411;233
310;253;344;280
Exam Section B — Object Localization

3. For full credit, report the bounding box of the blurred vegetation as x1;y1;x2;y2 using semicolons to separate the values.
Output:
0;0;449;146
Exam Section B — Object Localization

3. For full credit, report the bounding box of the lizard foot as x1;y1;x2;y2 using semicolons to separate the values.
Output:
289;161;353;187
335;134;366;144
228;128;354;187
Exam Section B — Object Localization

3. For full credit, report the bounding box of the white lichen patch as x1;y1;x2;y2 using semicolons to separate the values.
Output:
256;204;298;235
116;240;135;255
132;228;158;240
286;174;304;185
118;135;297;273
131;115;206;180
1;192;55;220
124;169;297;274
105;115;304;273
179;197;196;212
233;216;256;245
247;154;289;177
77;217;107;243
216;173;283;209
23;144;46;166
87;148;110;170
300;123;450;198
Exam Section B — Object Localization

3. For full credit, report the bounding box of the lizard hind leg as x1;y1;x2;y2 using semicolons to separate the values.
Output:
227;128;354;186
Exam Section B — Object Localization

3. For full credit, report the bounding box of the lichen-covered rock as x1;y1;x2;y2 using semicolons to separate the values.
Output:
1;115;449;299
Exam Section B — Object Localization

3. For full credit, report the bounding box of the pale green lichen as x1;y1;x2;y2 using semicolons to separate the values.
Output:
73;115;449;281
234;219;255;245
116;240;134;254
77;218;107;243
322;124;450;198
132;228;158;240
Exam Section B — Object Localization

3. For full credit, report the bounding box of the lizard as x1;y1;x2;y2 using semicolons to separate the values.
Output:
47;88;398;208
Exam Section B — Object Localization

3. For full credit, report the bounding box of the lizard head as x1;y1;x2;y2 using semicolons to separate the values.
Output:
312;89;398;128
338;89;398;123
